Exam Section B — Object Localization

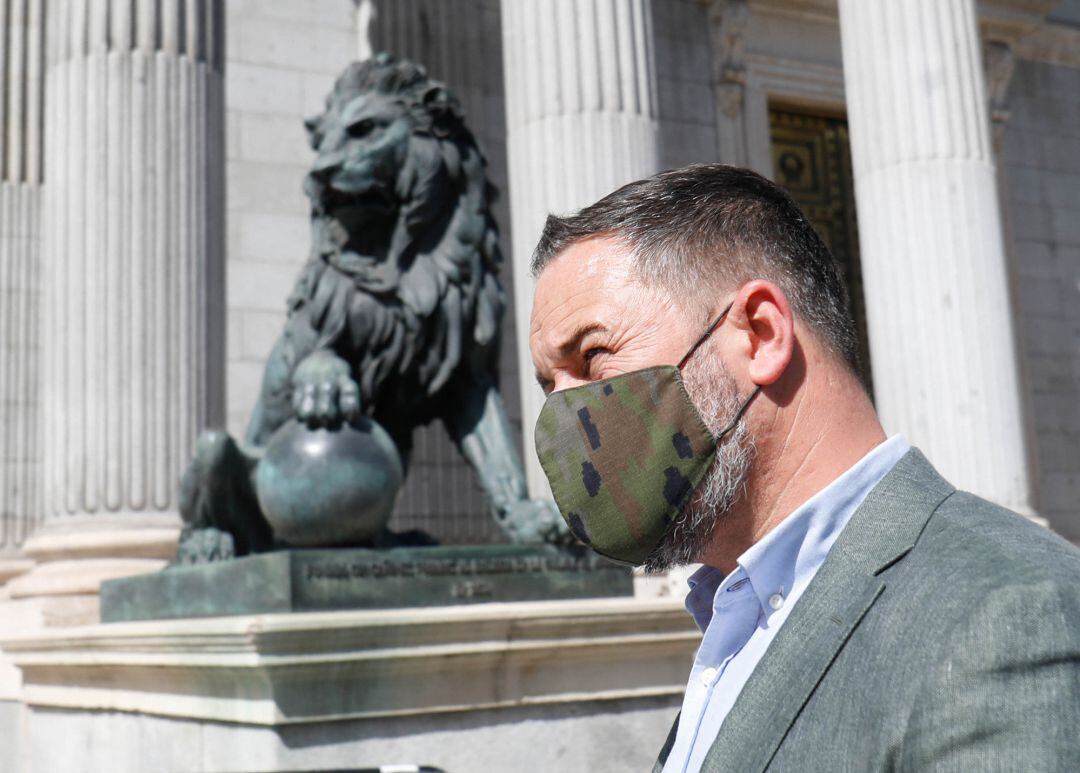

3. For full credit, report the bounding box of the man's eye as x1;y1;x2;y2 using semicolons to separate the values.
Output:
582;348;609;373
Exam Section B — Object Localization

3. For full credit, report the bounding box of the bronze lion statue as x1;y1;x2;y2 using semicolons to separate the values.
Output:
178;54;566;562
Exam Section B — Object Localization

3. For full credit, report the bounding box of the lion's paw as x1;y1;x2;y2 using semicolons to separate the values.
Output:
291;349;361;426
498;498;576;546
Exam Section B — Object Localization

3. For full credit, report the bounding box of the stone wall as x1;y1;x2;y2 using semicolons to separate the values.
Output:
19;695;680;773
654;0;719;170
223;0;356;438
1002;58;1080;541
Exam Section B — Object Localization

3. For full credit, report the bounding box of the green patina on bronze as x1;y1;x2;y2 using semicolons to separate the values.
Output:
535;366;717;565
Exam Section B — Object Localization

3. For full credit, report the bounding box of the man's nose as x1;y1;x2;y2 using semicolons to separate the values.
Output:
550;372;590;393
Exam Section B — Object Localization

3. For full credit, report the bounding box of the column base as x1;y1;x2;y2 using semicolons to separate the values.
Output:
4;514;180;622
0;558;35;594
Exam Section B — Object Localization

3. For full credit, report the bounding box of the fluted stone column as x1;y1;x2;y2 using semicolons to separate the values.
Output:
8;0;226;617
838;0;1036;517
501;0;660;496
0;0;46;586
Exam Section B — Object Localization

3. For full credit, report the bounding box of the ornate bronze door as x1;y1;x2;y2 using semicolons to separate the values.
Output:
769;107;873;395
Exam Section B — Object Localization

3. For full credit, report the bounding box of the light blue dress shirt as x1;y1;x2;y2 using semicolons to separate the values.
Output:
662;435;911;773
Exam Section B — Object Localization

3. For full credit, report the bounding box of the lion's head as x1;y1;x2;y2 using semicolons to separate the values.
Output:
297;54;505;420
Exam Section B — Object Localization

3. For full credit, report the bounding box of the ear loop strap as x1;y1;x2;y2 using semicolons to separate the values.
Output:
676;299;762;441
678;301;734;369
715;384;761;442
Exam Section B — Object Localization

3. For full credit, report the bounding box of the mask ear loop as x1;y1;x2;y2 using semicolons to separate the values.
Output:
677;301;734;370
715;384;761;442
676;299;762;441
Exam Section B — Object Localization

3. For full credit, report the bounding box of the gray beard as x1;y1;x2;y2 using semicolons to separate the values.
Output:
643;351;756;572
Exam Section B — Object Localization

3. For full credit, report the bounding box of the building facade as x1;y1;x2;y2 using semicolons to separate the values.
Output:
1;0;1079;770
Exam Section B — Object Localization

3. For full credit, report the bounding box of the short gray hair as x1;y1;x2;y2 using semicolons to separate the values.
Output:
531;163;861;375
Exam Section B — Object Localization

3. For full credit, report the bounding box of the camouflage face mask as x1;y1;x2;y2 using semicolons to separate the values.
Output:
534;302;760;566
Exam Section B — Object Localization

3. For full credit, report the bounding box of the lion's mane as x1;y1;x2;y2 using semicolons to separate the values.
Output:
291;54;505;433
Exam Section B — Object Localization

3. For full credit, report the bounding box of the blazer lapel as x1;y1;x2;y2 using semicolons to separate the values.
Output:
701;448;955;773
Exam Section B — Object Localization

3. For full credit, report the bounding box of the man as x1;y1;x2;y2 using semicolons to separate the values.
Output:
528;164;1080;772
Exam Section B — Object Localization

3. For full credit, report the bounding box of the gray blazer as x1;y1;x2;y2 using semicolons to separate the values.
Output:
654;448;1080;772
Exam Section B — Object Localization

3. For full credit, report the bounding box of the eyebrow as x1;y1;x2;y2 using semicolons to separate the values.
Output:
534;322;608;391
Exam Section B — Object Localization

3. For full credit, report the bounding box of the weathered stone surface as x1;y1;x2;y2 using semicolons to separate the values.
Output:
100;545;632;622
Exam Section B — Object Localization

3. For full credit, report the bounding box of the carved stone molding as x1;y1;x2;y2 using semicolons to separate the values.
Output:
703;0;750;119
984;39;1016;127
2;598;698;725
1012;21;1080;69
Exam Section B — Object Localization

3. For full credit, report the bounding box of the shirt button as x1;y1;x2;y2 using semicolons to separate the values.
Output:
700;667;718;685
768;593;784;610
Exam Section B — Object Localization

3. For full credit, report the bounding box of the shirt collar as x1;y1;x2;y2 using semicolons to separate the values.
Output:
684;435;910;631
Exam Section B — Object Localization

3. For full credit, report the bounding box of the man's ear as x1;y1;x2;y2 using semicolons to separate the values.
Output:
732;280;794;386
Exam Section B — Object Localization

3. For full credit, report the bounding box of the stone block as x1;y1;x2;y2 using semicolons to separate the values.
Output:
238;18;354;75
1051;205;1080;246
1032;392;1080;433
1045;508;1080;544
1036;431;1080;473
654;33;677;78
1025;354;1077;394
1010;202;1053;241
652;0;675;36
1041;135;1080;173
1021;315;1067;356
100;546;634;623
226;160;309;215
1041;472;1080;513
301;71;341;117
226;359;270;431
678;81;714;120
18;693;681;773
225;62;303;115
226;409;248;441
1004;166;1044;206
1017;275;1066;317
238;112;311;165
225;108;243;162
239;309;288;361
236;212;309;264
1002;128;1044;169
225;310;242;361
1056;244;1080;273
1010;239;1056;278
227;259;300;311
240;0;356;27
1042;170;1080;211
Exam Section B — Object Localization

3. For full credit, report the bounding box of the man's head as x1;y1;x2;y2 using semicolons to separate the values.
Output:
532;164;860;374
529;164;872;571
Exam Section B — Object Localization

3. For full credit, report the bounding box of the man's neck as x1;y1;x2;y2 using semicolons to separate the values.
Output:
699;364;885;574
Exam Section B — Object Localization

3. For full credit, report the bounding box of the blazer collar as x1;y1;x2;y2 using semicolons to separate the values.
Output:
698;448;955;772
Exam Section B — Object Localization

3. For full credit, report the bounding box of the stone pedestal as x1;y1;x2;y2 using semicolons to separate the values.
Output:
100;545;633;623
500;0;661;496
838;0;1037;517
13;0;227;618
2;598;694;772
